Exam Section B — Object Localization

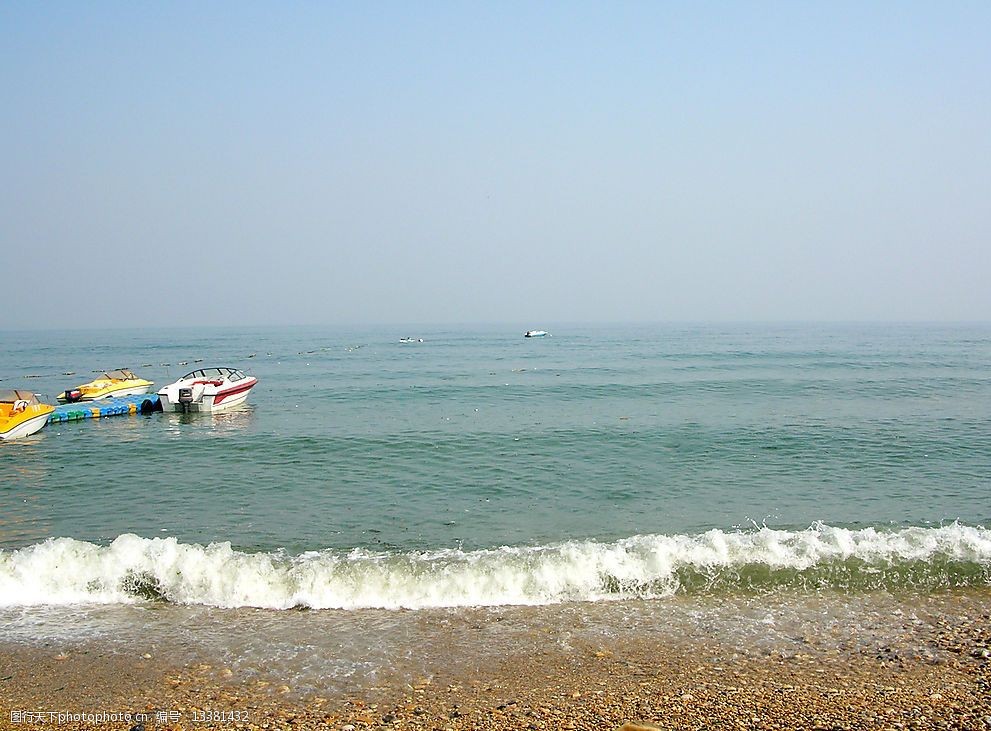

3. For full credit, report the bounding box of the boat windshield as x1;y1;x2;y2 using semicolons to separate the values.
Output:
0;389;39;404
181;367;245;381
103;369;138;380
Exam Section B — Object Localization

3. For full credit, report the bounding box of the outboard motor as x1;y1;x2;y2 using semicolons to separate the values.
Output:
178;387;194;412
63;388;83;403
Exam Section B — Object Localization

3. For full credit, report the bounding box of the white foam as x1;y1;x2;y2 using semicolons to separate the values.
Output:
1;523;988;609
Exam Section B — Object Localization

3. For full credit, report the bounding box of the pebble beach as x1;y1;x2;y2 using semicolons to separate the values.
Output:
2;590;989;731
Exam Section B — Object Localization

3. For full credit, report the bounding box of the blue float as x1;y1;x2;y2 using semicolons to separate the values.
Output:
48;393;162;423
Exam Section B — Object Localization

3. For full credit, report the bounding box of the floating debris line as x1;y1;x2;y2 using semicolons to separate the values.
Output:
2;344;373;383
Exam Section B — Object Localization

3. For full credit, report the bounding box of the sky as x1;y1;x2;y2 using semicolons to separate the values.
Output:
1;1;989;329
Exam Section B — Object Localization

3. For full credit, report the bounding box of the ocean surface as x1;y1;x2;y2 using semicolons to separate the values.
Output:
1;323;989;692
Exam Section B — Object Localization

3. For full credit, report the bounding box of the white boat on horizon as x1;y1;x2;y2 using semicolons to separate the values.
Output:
158;367;257;413
524;330;549;338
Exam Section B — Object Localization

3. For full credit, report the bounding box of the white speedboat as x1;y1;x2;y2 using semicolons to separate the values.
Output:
524;330;549;338
158;367;257;413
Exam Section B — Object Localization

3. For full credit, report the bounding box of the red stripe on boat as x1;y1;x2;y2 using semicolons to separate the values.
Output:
212;379;257;406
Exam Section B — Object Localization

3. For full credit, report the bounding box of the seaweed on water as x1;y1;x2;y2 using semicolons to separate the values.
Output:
599;573;673;598
120;570;169;602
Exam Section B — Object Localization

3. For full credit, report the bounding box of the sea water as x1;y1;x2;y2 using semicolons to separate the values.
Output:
1;323;989;691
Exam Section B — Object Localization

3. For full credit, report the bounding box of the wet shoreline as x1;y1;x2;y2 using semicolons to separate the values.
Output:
2;589;989;729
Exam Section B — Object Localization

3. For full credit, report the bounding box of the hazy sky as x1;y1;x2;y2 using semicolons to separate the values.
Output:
2;2;989;328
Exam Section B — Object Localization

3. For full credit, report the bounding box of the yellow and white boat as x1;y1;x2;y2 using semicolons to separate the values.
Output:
0;390;55;441
57;369;154;403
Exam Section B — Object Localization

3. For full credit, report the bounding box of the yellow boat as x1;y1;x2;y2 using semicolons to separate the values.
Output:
0;389;56;441
57;369;154;403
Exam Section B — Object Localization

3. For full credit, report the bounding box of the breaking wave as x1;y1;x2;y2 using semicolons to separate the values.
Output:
1;523;989;609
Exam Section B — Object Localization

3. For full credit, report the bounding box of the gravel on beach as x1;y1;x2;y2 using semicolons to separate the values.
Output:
1;595;989;731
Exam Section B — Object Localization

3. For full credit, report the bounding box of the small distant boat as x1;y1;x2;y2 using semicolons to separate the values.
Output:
399;337;424;343
524;330;549;338
0;389;55;441
158;367;257;413
58;369;153;403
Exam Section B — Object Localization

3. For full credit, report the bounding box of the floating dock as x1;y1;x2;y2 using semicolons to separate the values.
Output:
48;393;162;424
